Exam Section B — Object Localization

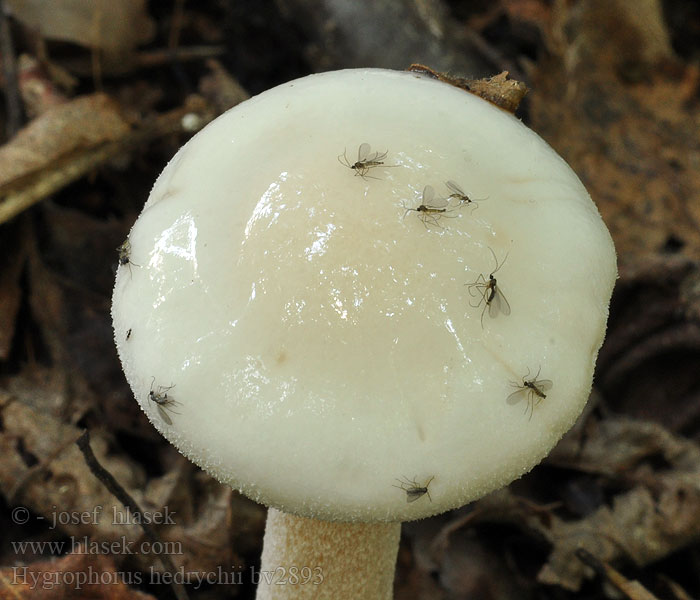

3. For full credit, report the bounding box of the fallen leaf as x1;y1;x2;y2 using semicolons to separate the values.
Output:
540;418;700;590
0;95;213;225
0;550;156;599
6;0;155;74
0;401;146;544
594;255;700;431
0;398;263;576
407;65;528;113
17;54;70;118
0;93;130;189
529;0;700;258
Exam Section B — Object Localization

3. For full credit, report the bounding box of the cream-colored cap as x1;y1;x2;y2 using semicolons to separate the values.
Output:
112;68;616;522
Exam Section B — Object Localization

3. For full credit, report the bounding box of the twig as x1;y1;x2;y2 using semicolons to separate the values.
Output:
0;0;23;136
136;45;226;69
76;430;189;600
168;0;186;53
576;548;660;600
89;2;103;90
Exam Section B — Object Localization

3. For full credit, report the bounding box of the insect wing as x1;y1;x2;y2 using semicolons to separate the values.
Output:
488;287;511;317
535;379;553;394
357;143;371;162
157;405;173;425
434;198;450;211
406;489;426;503
507;387;527;405
445;181;467;198
371;150;388;163
423;187;449;211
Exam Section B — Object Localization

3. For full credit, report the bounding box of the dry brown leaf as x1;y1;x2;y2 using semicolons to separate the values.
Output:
6;0;155;74
140;462;247;575
418;417;700;593
416;525;520;600
0;93;130;188
0;550;155;599
593;255;700;433
539;418;700;590
407;65;528;113
0;398;263;576
550;415;700;475
529;0;700;258
17;54;70;118
0;402;146;543
0;95;214;225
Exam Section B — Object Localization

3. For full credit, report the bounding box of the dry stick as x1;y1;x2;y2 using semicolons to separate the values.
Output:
76;430;189;600
89;2;103;91
0;0;23;136
576;548;660;600
136;45;226;69
168;0;186;52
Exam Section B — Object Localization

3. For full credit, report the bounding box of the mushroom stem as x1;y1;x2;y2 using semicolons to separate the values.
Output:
256;508;401;599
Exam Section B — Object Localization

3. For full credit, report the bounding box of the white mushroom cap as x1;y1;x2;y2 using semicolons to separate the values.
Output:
112;68;616;522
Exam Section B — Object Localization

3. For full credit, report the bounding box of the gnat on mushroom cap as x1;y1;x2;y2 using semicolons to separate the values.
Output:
112;69;617;523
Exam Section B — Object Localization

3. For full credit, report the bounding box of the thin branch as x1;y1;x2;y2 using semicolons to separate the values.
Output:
576;548;661;600
76;430;189;600
137;45;226;69
0;0;24;136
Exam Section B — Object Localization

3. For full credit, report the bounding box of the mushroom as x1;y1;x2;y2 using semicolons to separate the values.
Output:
112;69;617;598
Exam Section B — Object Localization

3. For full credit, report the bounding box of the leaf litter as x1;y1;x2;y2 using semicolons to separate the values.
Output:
1;1;699;598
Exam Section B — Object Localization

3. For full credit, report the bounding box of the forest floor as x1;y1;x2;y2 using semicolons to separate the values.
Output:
1;1;699;599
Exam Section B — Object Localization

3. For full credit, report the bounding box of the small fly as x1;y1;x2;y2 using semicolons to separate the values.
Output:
394;476;435;503
338;143;388;179
148;378;179;425
403;185;453;228
445;180;486;211
507;367;553;419
126;328;132;341
117;240;140;275
466;247;511;327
